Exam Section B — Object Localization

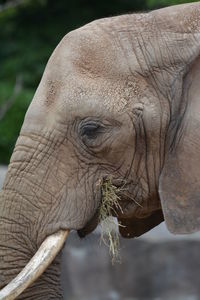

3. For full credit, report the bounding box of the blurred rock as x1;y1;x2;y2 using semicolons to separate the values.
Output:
61;233;200;300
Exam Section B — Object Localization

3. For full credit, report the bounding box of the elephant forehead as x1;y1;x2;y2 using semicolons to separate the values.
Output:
26;18;151;127
46;20;141;84
52;76;131;117
29;76;144;135
63;77;129;115
30;68;147;127
68;32;122;79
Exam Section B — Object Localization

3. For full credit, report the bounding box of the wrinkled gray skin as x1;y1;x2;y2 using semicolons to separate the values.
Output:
1;3;200;299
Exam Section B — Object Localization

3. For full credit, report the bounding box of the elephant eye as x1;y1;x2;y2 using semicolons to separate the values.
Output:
80;122;105;140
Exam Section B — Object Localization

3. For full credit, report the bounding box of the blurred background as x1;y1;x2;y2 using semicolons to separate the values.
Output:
1;0;200;299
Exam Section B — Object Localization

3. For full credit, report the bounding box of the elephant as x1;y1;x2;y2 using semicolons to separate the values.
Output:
1;2;200;299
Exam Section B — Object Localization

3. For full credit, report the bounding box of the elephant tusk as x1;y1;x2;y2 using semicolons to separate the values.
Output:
0;229;69;300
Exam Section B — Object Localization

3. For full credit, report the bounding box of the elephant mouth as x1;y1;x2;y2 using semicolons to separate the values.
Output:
78;209;100;238
77;178;125;238
78;179;142;238
115;194;143;218
112;180;144;218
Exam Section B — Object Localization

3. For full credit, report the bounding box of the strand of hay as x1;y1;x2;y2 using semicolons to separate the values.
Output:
98;178;124;263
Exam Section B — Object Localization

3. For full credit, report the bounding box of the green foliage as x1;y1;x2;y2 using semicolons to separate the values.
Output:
0;81;33;164
147;0;198;8
0;0;199;163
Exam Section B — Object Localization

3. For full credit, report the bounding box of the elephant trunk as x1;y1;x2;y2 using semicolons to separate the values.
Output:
0;164;69;299
0;230;69;300
0;130;90;299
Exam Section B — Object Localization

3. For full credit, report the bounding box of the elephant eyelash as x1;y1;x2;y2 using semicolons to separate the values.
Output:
79;121;106;140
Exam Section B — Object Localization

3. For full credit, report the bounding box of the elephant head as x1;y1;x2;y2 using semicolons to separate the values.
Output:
1;2;200;299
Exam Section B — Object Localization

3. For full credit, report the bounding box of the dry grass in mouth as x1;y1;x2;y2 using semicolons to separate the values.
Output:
98;177;124;263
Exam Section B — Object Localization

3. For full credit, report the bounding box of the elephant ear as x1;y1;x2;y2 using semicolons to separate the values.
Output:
159;55;200;234
118;210;164;238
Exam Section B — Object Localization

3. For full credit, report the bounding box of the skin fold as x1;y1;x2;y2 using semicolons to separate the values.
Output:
1;2;200;299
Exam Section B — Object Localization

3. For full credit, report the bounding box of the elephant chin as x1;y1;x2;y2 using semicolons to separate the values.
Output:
118;209;164;238
0;230;69;300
